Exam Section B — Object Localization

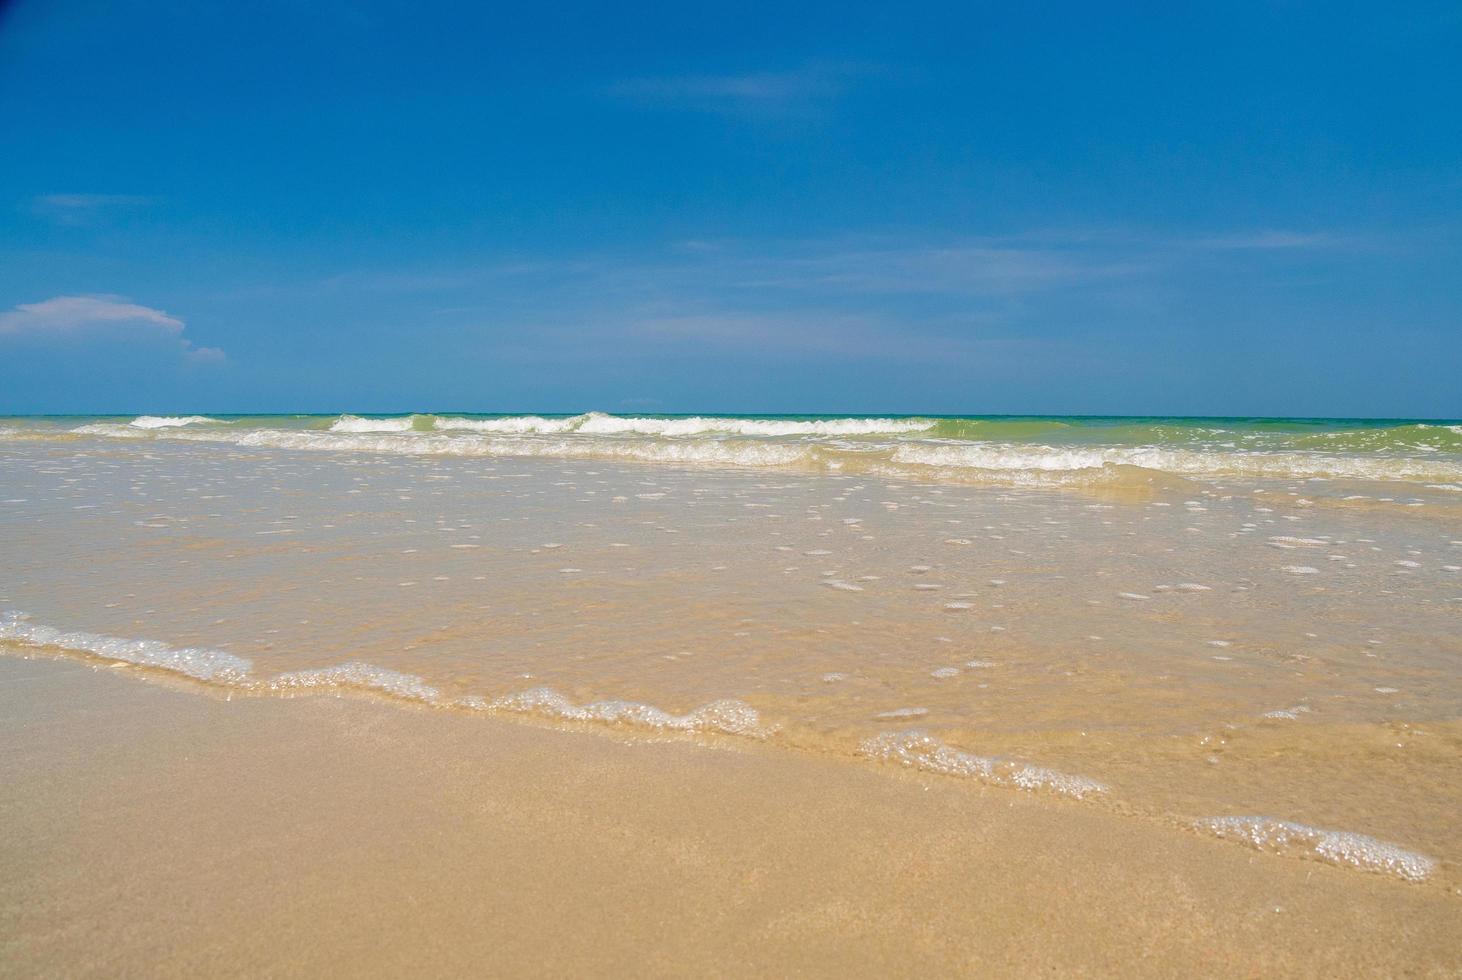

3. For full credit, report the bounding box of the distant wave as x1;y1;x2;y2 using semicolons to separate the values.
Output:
434;411;935;437
179;428;1462;486
129;415;221;429
328;414;419;433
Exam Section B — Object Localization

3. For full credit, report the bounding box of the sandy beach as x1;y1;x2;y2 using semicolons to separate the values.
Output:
3;653;1459;977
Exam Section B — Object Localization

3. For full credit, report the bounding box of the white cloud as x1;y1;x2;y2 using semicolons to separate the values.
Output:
0;295;182;335
0;294;223;362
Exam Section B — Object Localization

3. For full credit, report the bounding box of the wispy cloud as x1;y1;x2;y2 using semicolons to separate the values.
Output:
26;194;153;226
1191;230;1350;250
607;62;870;114
0;295;223;362
727;244;1143;296
300;224;1356;368
622;310;1045;362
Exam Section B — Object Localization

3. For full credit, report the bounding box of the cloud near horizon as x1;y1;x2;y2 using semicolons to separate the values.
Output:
26;193;153;226
0;295;224;362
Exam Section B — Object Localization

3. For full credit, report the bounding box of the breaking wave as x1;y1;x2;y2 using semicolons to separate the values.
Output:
434;411;934;437
328;414;420;433
129;415;222;429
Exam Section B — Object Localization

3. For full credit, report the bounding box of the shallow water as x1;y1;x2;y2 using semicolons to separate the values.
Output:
1;415;1459;882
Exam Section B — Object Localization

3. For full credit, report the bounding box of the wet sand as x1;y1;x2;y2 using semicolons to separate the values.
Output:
2;655;1457;977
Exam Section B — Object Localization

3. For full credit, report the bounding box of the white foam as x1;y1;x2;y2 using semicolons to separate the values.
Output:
0;612;781;747
861;730;1106;799
1198;816;1435;882
328;415;417;433
890;443;1462;484
489;686;763;736
0;610;252;683
213;428;815;470
572;412;933;437
269;662;440;702
70;422;148;438
434;412;933;437
129;415;220;429
434;415;582;434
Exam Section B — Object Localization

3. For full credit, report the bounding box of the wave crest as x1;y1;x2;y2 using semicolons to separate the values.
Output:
434;411;934;437
328;415;419;433
130;415;220;429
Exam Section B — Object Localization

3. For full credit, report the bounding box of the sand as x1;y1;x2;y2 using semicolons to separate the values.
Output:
2;655;1457;977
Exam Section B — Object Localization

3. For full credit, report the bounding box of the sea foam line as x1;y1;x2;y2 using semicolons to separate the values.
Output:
1198;815;1436;883
0;610;252;683
1;611;1446;881
0;611;761;738
474;685;765;736
860;729;1107;800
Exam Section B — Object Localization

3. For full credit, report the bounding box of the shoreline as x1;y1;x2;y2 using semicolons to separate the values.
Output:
3;655;1458;976
4;634;1455;890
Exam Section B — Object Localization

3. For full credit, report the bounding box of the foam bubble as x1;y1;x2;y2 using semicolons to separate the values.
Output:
269;662;440;702
0;610;252;683
861;730;1106;799
489;686;763;736
1198;816;1435;882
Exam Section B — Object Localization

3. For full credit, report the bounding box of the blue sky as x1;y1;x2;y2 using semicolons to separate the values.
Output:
1;1;1458;417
